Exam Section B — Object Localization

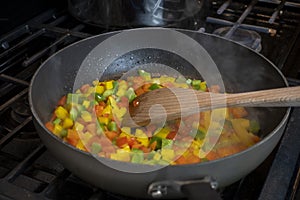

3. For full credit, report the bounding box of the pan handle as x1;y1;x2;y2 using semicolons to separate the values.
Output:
147;176;221;200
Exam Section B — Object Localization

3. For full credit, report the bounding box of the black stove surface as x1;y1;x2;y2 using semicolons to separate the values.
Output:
0;1;300;199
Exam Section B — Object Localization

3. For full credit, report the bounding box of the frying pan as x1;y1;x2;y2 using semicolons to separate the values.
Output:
29;28;290;199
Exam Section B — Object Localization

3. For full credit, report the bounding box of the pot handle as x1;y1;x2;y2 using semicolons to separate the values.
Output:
148;176;221;200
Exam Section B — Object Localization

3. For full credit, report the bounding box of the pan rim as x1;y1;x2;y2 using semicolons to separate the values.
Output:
29;27;291;170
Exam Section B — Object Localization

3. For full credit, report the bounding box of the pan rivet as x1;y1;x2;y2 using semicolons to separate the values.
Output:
151;190;163;198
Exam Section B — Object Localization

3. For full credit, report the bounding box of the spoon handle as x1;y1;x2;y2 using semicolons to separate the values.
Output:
195;86;300;110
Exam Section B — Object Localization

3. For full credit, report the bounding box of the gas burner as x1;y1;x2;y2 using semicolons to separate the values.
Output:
0;98;38;139
213;27;262;52
10;99;31;124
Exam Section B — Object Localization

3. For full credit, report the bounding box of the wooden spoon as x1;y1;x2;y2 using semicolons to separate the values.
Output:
123;86;300;127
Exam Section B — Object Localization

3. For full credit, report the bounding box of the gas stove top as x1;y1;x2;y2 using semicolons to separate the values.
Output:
0;1;300;199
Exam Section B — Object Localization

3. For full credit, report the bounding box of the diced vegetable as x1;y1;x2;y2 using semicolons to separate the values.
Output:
249;120;260;133
91;142;102;154
46;70;261;165
55;106;68;120
125;87;136;103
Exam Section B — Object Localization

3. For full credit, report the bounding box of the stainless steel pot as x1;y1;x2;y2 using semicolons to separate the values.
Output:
68;0;209;29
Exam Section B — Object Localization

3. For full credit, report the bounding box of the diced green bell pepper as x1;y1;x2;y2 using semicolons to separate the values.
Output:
149;83;161;90
131;149;144;163
125;87;136;103
186;79;192;85
60;129;68;137
138;69;151;80
96;123;105;136
150;137;162;150
95;93;105;102
69;107;78;121
108;121;118;132
161;138;173;149
103;89;113;98
249;120;260;133
66;93;82;104
91;142;102;154
175;76;186;83
112;81;119;94
53;118;61;125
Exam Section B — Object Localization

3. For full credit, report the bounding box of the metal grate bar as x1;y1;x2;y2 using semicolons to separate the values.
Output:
5;144;46;181
258;108;300;200
0;88;28;112
0;74;29;86
0;116;32;149
43;25;92;38
259;0;300;8
225;0;258;38
22;24;87;67
268;0;286;24
217;0;232;15
0;9;58;48
0;29;45;60
206;17;277;34
22;34;69;67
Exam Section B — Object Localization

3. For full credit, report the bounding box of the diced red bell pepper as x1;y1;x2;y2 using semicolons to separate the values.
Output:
116;136;128;148
58;95;67;106
80;84;90;93
95;105;104;117
166;131;177;140
45;122;54;132
105;131;119;141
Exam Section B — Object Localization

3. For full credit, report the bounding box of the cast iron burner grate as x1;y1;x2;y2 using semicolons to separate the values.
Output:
0;1;299;199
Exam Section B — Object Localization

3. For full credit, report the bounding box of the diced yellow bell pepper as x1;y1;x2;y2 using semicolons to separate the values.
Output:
202;111;211;129
200;81;207;91
82;100;90;109
92;80;99;86
113;107;127;121
80;131;93;143
95;85;105;94
237;118;250;128
121;127;131;135
53;124;63;136
54;106;68;120
211;108;229;121
135;129;149;147
74;121;84;132
153;127;170;138
192;121;200;129
153;152;162;161
116;81;128;97
159;76;175;83
174;83;189;89
110;149;130;162
81;111;92;122
83;87;95;97
161;149;175;161
122;145;131;152
76;140;85;151
108;97;117;107
119;132;131;138
98;117;110;125
105;80;114;90
231;119;255;146
102;105;112;115
62;118;73;129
